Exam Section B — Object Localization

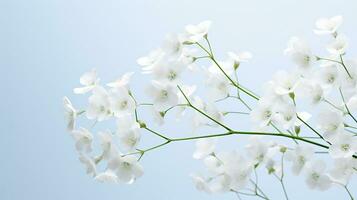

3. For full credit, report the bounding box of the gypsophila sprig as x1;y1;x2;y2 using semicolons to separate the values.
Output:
64;16;356;199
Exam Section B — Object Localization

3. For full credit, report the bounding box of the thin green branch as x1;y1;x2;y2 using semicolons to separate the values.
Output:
177;85;232;131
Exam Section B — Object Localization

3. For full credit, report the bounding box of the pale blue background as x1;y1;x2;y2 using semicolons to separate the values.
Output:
1;0;356;199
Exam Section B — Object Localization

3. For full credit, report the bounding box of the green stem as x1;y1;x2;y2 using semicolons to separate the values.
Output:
339;87;357;124
340;55;353;79
297;115;331;145
344;185;354;200
195;41;259;100
177;85;232;131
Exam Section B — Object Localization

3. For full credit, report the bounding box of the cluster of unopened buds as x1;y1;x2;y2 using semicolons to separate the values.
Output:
64;16;356;199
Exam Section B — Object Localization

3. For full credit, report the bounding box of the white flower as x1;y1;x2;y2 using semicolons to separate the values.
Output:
329;132;357;159
347;94;357;111
316;109;344;140
265;158;282;178
285;37;315;70
296;80;324;104
95;170;118;184
314;16;343;35
63;96;77;131
162;34;183;56
218;151;252;190
204;61;233;100
329;158;356;185
151;108;165;126
271;103;297;130
208;174;231;193
191;174;211;193
71;128;93;153
250;98;275;129
193;138;215;159
205;71;231;100
108;154;143;184
203;155;224;174
151;59;186;83
185;20;211;42
286;145;314;175
79;155;96;177
137;49;164;73
227;51;252;68
304;160;332;191
98;131;117;160
73;69;99;94
119;127;141;152
106;72;134;89
146;81;178;111
271;70;300;95
109;87;135;118
86;86;111;121
327;34;348;55
245;137;277;165
315;64;340;89
116;114;141;151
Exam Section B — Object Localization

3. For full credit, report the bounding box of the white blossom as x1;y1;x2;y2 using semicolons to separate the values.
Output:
185;20;211;42
327;34;348;55
271;103;297;130
329;132;357;159
109;87;135;118
271;70;300;95
295;79;324;104
108;154;143;184
137;49;164;73
304;160;332;191
245;137;277;165
227;51;252;68
316;108;344;140
193;138;215;159
146;81;178;111
95;170;118;183
71;127;93;153
86;86;111;121
285;37;315;70
250;98;275;129
286;145;314;175
314;16;343;35
151;59;186;83
98;131;117;160
79;155;96;177
63;96;77;131
315;64;340;89
329;158;356;185
106;72;134;89
191;174;211;193
74;69;99;94
162;34;183;56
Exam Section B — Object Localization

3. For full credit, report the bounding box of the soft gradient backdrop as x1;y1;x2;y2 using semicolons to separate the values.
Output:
1;0;357;199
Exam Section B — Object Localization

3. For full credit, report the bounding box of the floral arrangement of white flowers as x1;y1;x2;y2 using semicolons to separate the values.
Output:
64;16;356;199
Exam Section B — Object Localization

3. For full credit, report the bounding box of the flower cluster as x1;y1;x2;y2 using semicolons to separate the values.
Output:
64;16;356;199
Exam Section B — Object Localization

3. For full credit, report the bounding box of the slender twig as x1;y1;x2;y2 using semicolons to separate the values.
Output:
344;185;355;200
316;56;342;64
144;127;171;141
177;85;232;131
297;115;331;145
340;55;353;79
339;87;357;124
